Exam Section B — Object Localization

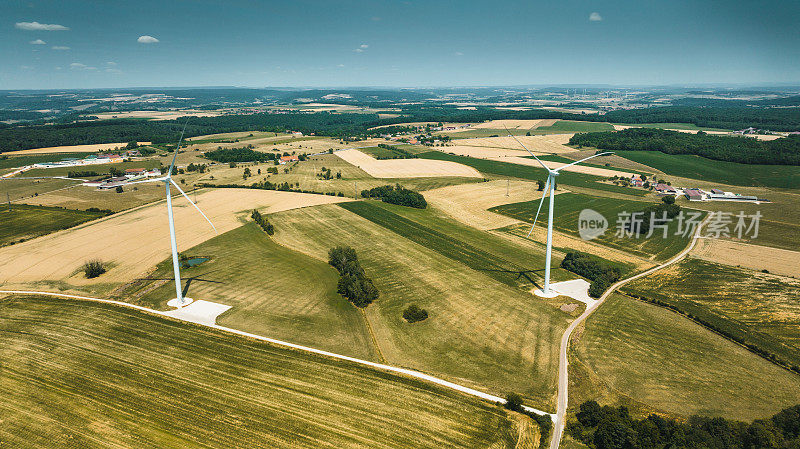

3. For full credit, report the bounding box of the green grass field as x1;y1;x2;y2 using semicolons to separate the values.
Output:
571;293;800;421
270;203;573;408
621;259;800;370
0;295;533;448
118;222;378;361
533;120;615;134
0;152;90;169
489;193;699;261
0;203;107;247
419;151;648;197
614;151;800;189
0;177;80;201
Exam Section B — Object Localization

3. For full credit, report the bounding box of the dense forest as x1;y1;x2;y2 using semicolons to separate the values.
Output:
570;128;800;165
2;101;798;153
568;400;800;449
604;106;800;131
203;146;278;163
0;113;383;153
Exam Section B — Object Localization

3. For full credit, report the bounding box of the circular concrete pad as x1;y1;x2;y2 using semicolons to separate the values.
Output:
534;288;560;298
167;297;194;308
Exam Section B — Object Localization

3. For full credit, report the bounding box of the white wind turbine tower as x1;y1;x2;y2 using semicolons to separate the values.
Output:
504;128;612;297
127;122;217;306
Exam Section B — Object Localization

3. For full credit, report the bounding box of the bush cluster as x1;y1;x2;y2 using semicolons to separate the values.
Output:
560;252;621;298
82;259;107;278
251;209;274;235
328;246;378;307
402;304;428;323
361;184;427;209
376;143;417;159
503;393;553;448
568;400;800;449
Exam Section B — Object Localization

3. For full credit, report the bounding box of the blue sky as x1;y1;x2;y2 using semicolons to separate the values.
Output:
2;0;799;89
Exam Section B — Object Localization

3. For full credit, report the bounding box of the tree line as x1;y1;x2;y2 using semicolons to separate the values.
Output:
204;146;278;163
328;246;379;307
568;400;800;449
361;184;427;209
560;252;622;298
250;209;274;235
570;128;800;165
604;105;800;131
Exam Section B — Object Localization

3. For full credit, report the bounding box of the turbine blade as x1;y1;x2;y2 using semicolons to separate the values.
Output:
553;151;614;172
168;118;190;177
503;125;552;173
121;176;168;186
527;176;551;238
170;179;217;233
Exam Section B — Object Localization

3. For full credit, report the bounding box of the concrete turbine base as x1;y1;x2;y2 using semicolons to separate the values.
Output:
167;297;194;308
534;288;560;298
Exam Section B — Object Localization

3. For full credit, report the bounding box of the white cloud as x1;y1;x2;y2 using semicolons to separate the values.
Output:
589;12;603;21
106;68;123;74
137;35;159;44
455;51;464;56
360;44;369;48
16;21;69;31
20;65;33;70
106;61;117;66
70;62;96;70
51;46;70;51
337;64;345;68
30;39;46;45
354;44;368;53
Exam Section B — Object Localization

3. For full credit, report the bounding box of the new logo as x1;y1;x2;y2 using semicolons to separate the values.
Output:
578;209;608;240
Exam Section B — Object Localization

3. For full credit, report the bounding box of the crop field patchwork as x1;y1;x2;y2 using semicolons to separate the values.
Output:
0;188;351;292
490;193;698;261
271;203;573;407
0;295;531;449
419;151;648;197
571;293;800;421
621;258;800;369
119;222;378;360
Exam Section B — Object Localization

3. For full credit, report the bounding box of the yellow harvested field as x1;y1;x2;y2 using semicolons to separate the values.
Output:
493;156;634;178
442;145;533;159
448;134;576;153
424;180;538;230
91;110;221;120
691;239;800;278
0;189;351;290
472;119;552;130
424;181;652;269
9;142;153;155
335;149;481;178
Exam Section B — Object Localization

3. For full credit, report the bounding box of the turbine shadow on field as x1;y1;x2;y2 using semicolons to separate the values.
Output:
135;269;223;298
475;267;545;286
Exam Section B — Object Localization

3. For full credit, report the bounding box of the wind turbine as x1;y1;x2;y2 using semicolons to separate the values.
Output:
503;127;612;297
126;121;217;307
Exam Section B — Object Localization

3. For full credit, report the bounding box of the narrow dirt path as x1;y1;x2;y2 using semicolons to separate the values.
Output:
548;216;709;449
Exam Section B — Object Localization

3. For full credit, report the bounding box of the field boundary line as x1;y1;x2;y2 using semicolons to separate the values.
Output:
548;215;711;449
0;289;553;419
